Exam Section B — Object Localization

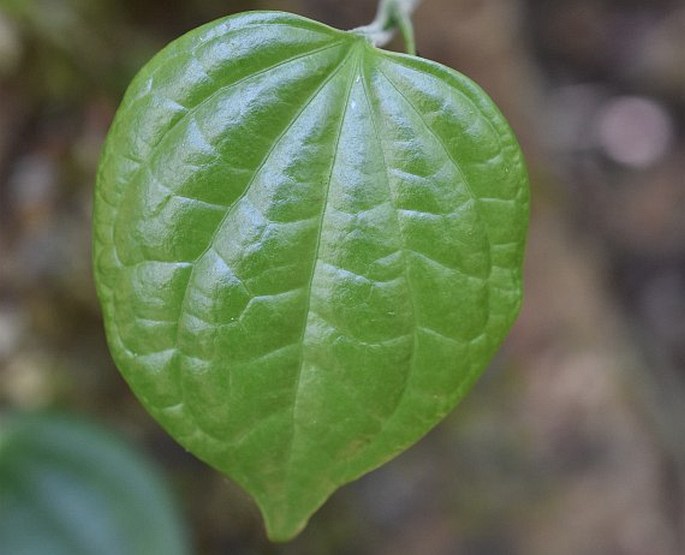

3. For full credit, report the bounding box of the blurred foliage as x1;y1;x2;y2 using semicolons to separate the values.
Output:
0;412;190;555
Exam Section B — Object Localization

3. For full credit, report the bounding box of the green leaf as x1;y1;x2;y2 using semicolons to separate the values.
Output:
0;413;190;555
93;10;529;541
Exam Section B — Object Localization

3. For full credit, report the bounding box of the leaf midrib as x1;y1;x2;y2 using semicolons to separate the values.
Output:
282;43;363;493
334;53;421;471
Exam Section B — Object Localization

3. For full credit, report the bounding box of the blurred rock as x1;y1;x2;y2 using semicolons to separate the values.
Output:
1;351;58;409
595;96;674;169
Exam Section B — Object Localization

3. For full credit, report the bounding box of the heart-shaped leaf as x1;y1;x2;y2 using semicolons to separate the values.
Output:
93;11;529;541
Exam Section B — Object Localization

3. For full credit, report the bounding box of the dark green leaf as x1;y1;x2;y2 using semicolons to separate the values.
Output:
0;413;190;555
93;11;529;541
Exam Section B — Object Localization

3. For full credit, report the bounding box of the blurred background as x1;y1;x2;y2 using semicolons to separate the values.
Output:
0;0;684;553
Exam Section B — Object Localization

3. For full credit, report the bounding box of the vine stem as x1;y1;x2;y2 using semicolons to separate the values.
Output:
352;0;421;55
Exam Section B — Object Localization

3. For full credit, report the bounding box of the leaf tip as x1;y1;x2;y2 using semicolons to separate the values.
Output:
261;507;310;543
254;487;332;543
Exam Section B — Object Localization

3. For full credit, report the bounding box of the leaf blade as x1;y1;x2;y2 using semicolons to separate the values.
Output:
93;11;529;542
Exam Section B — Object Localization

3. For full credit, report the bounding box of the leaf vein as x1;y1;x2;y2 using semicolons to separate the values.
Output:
284;45;361;478
375;65;494;280
174;43;360;445
349;58;420;471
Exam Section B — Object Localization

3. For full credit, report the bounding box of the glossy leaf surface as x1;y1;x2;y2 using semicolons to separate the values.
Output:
0;413;190;555
93;10;529;541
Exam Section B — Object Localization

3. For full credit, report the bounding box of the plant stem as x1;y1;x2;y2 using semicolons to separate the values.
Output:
353;0;421;55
